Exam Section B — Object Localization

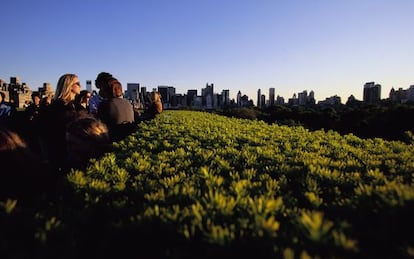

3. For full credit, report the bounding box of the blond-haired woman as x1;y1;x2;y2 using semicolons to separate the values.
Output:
150;91;163;114
38;73;85;170
54;73;81;105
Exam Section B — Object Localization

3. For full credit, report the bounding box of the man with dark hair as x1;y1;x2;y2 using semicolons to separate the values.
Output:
89;72;113;114
23;92;42;153
25;92;41;122
97;77;136;142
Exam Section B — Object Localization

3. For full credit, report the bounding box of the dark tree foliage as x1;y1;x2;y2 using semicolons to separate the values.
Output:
220;103;414;143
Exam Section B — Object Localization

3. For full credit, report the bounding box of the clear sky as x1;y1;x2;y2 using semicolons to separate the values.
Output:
1;0;413;103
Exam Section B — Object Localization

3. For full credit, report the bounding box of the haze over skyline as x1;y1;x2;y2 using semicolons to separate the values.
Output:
1;0;413;103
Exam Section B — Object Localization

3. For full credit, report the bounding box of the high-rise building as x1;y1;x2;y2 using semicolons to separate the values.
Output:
269;87;275;106
167;86;176;107
298;90;308;105
140;86;148;104
221;89;230;107
158;85;176;108
237;91;242;107
202;83;214;108
408;85;414;102
125;83;140;108
158;86;169;106
175;94;186;107
213;93;219;108
276;95;284;105
86;80;92;92
126;83;140;100
187;89;197;106
257;89;262;108
363;82;381;103
261;94;266;107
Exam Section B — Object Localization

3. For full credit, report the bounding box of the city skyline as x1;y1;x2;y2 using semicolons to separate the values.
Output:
3;74;413;109
1;1;413;103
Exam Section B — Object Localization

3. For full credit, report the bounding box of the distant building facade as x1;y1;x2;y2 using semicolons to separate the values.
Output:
38;83;54;99
237;91;242;107
363;82;381;103
257;89;262;108
126;83;141;109
269;88;275;106
318;95;342;106
221;89;230;107
202;83;214;109
1;77;33;108
276;95;285;105
187;90;197;106
388;85;414;103
86;80;92;93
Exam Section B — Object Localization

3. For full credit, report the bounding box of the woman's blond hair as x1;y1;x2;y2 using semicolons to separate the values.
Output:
54;74;79;104
151;91;161;103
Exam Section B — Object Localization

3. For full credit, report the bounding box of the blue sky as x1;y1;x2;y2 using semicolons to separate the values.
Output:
1;0;413;103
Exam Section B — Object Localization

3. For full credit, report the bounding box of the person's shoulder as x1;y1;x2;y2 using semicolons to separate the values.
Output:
89;94;102;102
119;98;133;105
0;102;12;109
110;97;131;105
97;99;110;112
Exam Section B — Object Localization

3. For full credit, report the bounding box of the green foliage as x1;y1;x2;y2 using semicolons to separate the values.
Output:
1;110;414;258
259;103;414;142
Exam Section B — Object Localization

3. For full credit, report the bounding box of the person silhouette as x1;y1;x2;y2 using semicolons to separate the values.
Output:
97;77;136;142
37;73;83;171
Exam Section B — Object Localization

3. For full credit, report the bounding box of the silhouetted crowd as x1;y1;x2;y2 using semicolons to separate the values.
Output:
0;72;162;201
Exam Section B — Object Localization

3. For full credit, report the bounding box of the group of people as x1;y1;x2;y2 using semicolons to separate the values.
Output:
0;72;163;181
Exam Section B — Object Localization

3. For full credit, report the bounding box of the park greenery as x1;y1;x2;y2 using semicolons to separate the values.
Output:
218;102;414;143
1;110;414;258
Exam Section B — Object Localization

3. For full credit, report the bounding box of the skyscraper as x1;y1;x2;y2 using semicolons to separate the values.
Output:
269;87;275;106
187;89;197;106
126;83;140;100
86;80;92;92
221;89;230;107
257;89;262;108
202;83;214;108
363;82;381;103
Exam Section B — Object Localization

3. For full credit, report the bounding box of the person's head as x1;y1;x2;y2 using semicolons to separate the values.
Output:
75;90;91;108
31;92;41;105
65;116;110;168
151;91;161;103
0;127;27;151
42;96;52;106
0;127;37;174
55;74;81;104
0;127;55;200
101;77;123;98
95;72;113;89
